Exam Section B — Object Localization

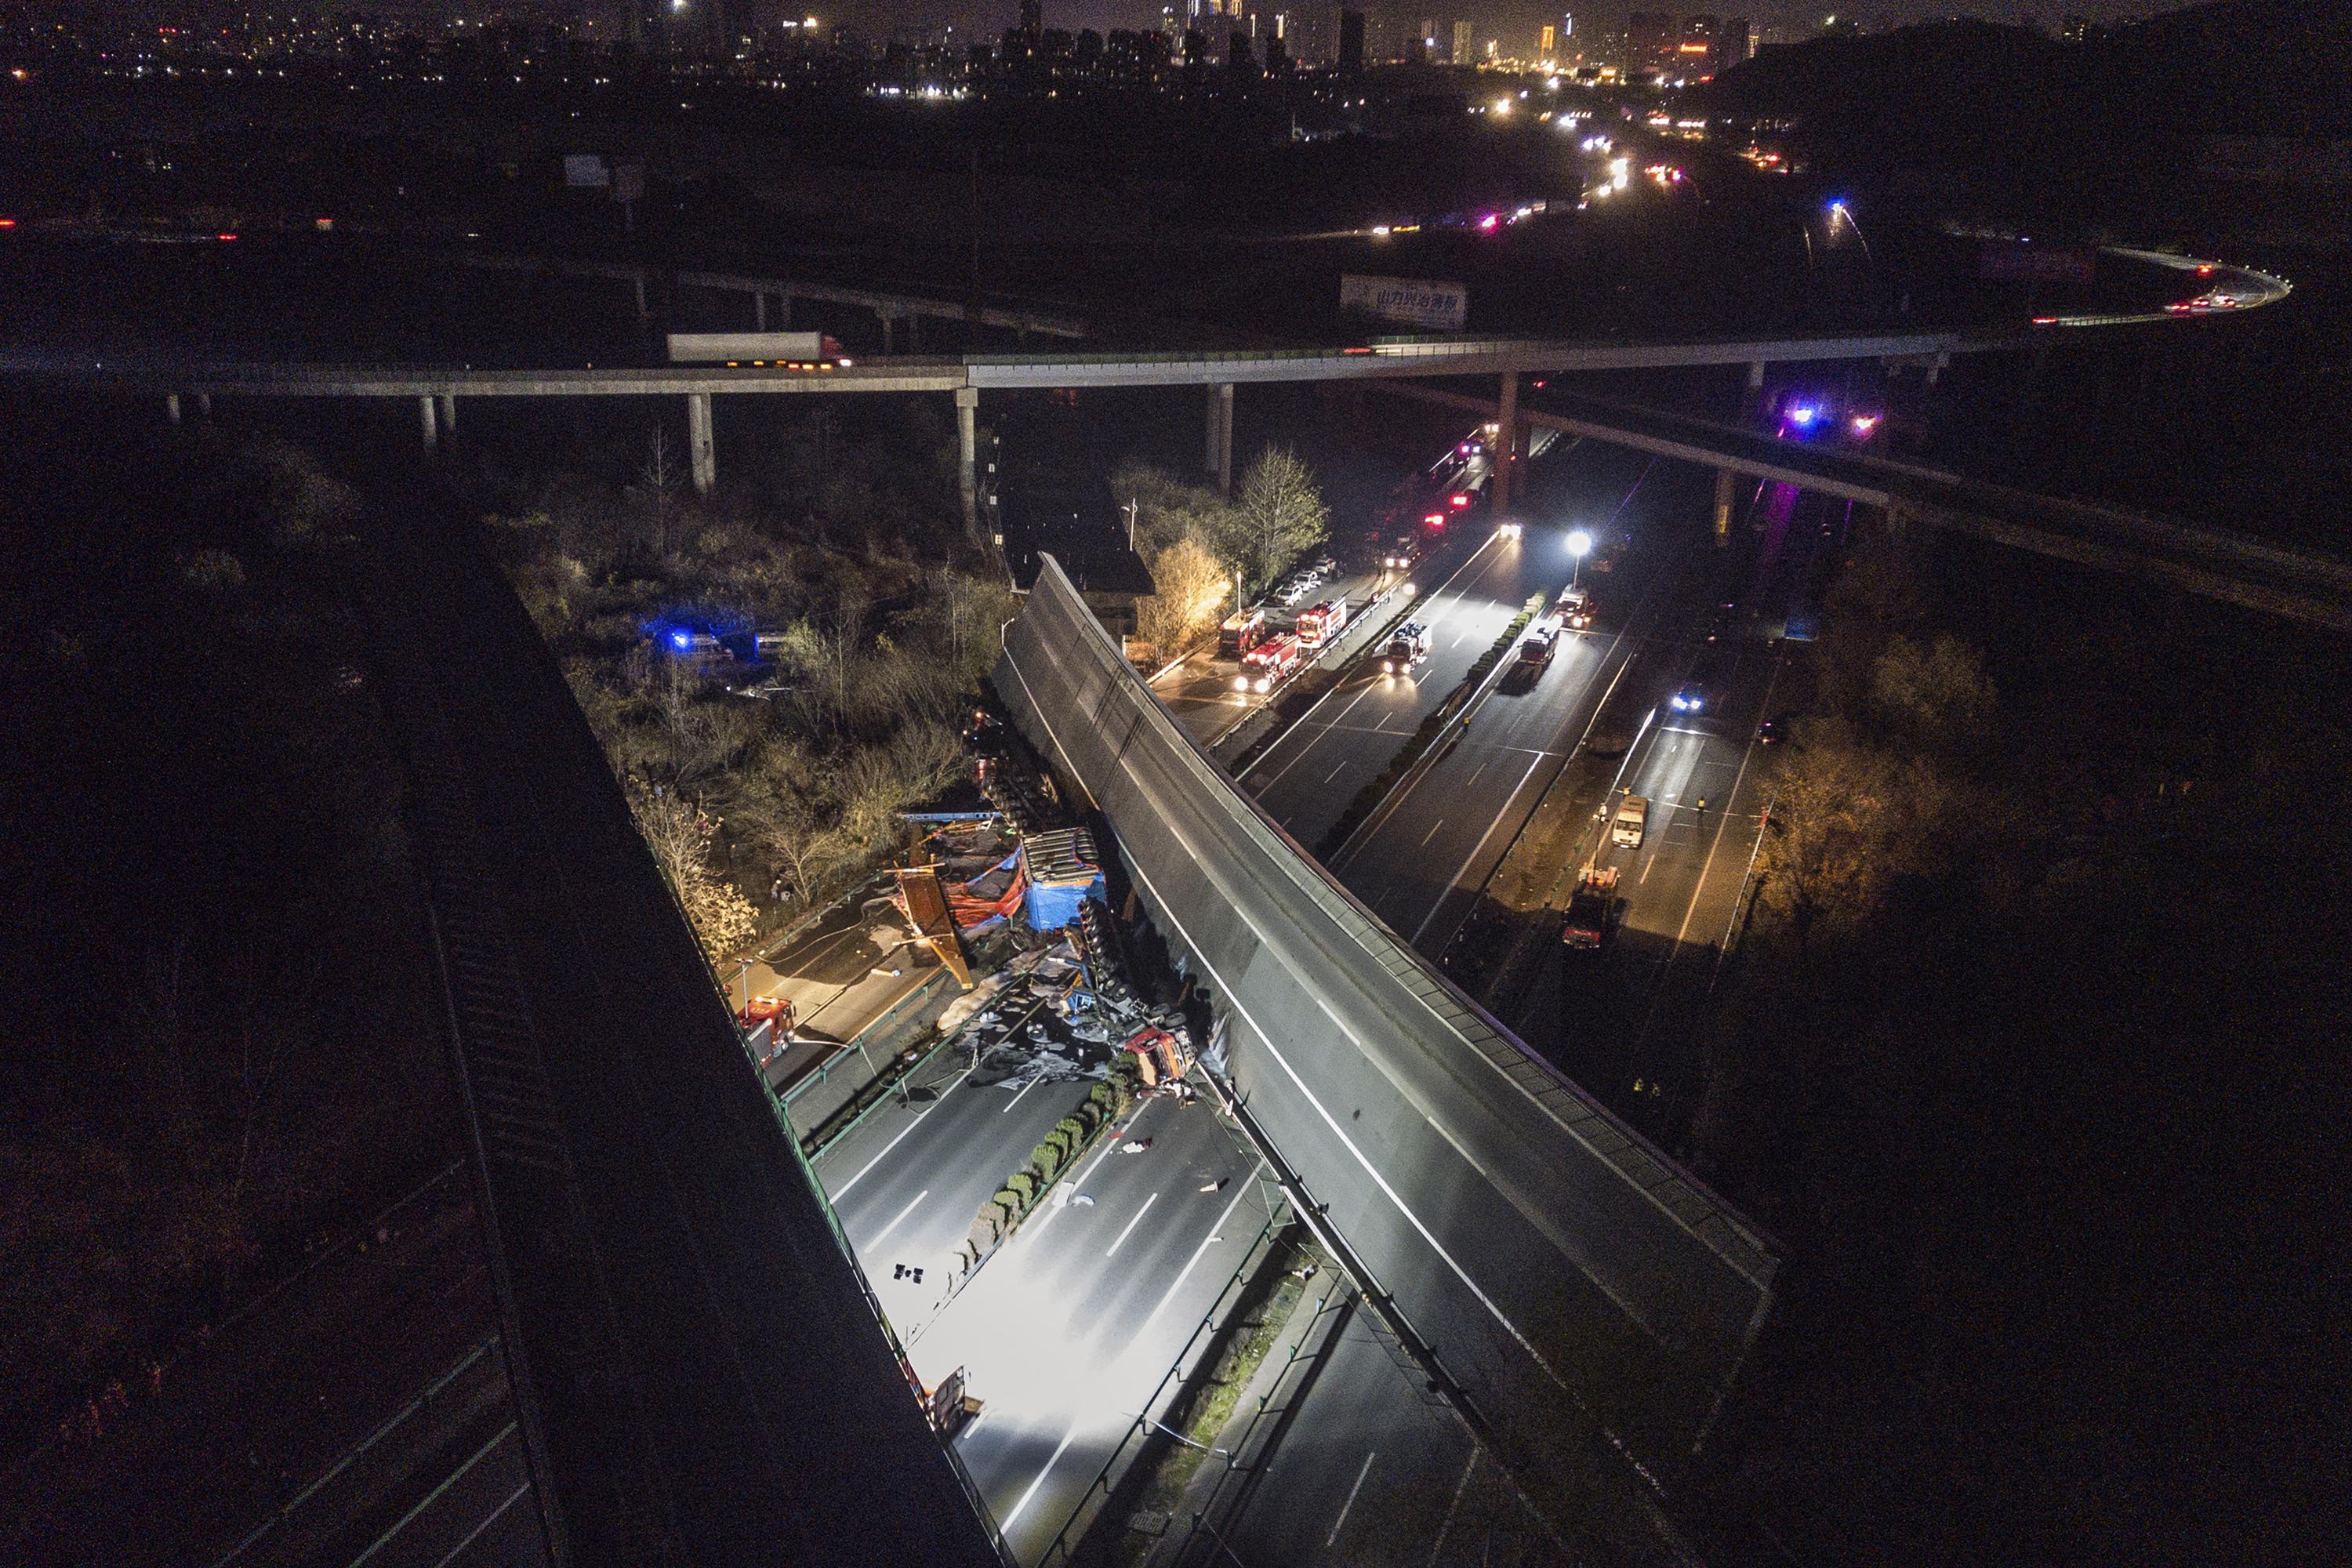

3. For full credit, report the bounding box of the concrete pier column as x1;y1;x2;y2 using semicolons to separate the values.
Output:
880;314;897;356
754;291;768;331
956;387;980;534
777;292;791;331
436;394;456;436
686;392;715;497
905;314;920;354
1744;359;1766;419
1711;466;1737;545
165;394;182;426
1207;383;1235;494
419;395;439;454
632;271;649;323
1494;369;1520;513
196;393;212;418
1925;351;1949;390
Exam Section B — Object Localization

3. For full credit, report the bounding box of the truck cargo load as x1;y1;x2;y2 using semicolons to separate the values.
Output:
1562;865;1620;949
666;332;848;365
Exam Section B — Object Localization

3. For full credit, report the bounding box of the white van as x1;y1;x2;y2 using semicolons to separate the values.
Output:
1611;796;1649;850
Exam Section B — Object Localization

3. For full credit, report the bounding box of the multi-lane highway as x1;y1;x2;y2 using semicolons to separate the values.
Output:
1149;432;1820;1567
808;1050;1275;1563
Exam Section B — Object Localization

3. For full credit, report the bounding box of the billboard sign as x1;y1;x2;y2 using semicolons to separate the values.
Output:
1340;274;1468;331
562;154;611;189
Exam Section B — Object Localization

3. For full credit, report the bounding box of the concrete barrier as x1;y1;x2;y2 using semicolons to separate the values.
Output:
993;556;1780;1486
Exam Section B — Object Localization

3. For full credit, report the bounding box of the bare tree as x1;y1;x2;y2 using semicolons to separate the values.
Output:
1135;535;1234;660
638;426;681;557
1233;445;1330;591
626;784;758;960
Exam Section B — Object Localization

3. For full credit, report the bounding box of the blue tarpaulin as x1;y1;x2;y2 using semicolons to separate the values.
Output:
1021;827;1103;931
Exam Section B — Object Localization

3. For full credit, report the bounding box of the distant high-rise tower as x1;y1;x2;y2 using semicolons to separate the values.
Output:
1717;14;1748;69
2060;14;2087;42
1678;14;1716;71
1338;6;1364;73
1450;16;1471;63
1626;11;1674;72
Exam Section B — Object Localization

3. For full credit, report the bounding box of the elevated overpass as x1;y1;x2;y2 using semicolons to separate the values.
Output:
1389;383;2352;633
994;556;1780;1555
354;498;1007;1567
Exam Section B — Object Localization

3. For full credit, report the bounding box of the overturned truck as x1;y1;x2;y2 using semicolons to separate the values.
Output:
993;556;1782;1549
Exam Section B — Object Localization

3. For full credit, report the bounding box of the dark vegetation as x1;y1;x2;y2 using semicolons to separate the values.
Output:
1697;516;2347;1563
464;401;1015;954
0;415;452;1457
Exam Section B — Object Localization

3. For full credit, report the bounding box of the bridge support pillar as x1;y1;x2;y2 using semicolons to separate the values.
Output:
1711;466;1737;546
419;395;439;455
754;291;768;331
1744;358;1766;419
165;393;182;426
905;314;920;354
1925;351;1948;389
632;271;649;323
880;314;898;356
778;292;792;330
687;392;715;497
956;387;980;535
1207;383;1234;495
1494;369;1519;512
196;393;212;418
436;394;457;436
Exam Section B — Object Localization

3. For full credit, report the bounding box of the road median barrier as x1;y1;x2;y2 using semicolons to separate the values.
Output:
956;1057;1145;1276
1220;575;1423;775
1315;592;1548;861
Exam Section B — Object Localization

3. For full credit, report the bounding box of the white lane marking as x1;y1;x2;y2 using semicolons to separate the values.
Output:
1426;1445;1483;1566
828;1068;970;1199
867;1189;928;1251
1018;1113;1134;1246
1417;817;1446;847
1465;759;1488;786
1001;1077;1036;1114
1105;1191;1160;1258
1324;761;1348;784
1000;1182;1254;1546
1327;1450;1378;1548
1640;852;1657;884
999;1424;1082;1532
1003;611;1610;1381
1408;748;1548;945
1135;1183;1256;1339
433;1482;529;1568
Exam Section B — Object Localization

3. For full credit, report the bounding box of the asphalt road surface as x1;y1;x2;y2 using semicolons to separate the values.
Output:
811;1058;1273;1565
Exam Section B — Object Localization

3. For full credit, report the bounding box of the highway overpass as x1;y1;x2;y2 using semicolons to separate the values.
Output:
1387;383;2352;634
994;556;1780;1553
354;497;1007;1567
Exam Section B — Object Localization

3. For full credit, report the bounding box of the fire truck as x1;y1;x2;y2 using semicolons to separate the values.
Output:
1218;607;1269;659
1234;633;1304;693
1294;599;1349;650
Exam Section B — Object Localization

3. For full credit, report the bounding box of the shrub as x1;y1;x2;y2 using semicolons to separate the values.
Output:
1006;1171;1036;1207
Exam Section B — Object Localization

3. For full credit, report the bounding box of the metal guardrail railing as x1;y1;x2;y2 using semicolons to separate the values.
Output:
208;1338;504;1568
1034;1203;1293;1567
764;1055;1022;1568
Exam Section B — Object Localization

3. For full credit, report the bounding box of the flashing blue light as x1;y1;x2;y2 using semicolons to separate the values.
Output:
1827;198;1848;212
670;630;693;649
1788;405;1820;426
